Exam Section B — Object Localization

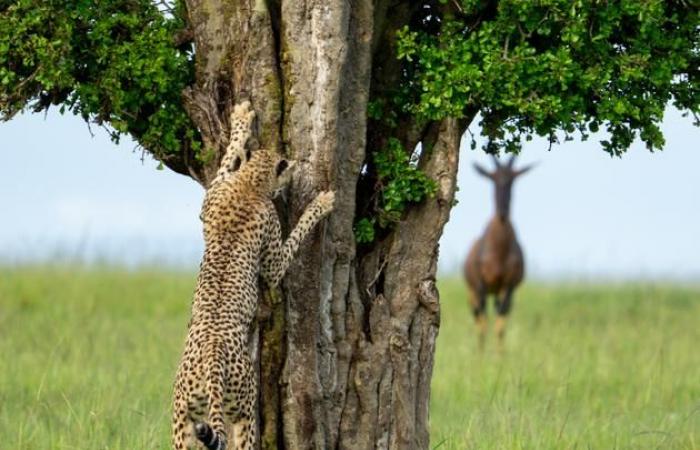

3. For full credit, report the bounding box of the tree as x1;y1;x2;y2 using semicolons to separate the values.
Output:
1;0;698;447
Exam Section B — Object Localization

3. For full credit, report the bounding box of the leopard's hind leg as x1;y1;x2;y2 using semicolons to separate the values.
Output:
172;397;198;450
224;349;257;450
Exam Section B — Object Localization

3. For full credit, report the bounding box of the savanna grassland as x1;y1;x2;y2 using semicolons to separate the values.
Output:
0;267;698;449
432;280;699;449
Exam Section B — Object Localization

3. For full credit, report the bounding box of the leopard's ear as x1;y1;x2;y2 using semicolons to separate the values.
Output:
275;159;289;177
272;158;296;198
232;156;242;172
245;149;252;161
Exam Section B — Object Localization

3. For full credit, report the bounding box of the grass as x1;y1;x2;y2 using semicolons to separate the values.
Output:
432;280;700;450
0;267;698;449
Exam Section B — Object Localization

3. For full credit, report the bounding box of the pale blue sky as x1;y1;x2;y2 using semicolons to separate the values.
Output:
1;108;698;279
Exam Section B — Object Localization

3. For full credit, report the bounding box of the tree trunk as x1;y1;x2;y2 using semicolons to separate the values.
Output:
180;1;467;448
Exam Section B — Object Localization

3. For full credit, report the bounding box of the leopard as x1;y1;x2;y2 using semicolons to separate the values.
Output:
171;101;335;450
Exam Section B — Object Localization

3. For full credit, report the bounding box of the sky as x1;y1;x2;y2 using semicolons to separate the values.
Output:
0;108;698;279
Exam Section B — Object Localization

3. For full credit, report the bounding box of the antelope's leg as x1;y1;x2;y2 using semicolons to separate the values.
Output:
495;288;515;349
468;286;488;349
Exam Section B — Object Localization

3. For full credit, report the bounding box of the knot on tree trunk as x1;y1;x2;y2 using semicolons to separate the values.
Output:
418;279;440;319
389;323;411;356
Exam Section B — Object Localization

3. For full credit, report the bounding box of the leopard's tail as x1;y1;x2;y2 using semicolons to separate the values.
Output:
195;422;224;450
196;342;227;450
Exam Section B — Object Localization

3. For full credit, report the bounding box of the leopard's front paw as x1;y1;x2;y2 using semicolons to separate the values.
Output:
313;190;336;216
230;100;255;132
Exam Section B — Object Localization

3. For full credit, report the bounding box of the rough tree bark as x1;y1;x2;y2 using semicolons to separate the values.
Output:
178;1;469;448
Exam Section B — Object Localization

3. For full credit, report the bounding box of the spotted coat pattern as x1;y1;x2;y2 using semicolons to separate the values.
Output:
171;102;335;450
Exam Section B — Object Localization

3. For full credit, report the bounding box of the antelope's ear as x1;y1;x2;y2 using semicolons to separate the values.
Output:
513;163;536;177
473;163;494;179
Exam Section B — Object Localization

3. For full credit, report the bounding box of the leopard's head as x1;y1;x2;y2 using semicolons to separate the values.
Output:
238;149;296;198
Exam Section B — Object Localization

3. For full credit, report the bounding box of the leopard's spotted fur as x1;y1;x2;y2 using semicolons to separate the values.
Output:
171;102;335;450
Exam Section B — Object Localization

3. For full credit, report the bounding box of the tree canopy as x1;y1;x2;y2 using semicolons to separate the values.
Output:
2;1;697;158
395;0;699;155
0;0;196;166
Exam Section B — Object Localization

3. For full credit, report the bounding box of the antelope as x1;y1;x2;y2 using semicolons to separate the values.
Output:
464;155;533;349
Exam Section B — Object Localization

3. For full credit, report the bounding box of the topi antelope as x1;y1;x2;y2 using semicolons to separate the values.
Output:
464;155;533;349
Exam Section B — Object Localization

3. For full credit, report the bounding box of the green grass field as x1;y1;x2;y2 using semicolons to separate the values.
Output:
0;267;698;449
